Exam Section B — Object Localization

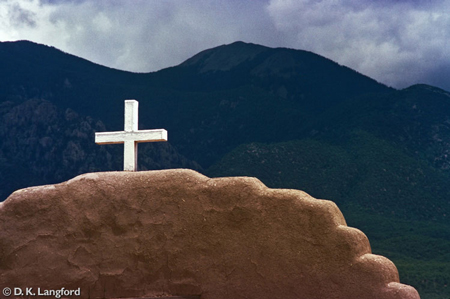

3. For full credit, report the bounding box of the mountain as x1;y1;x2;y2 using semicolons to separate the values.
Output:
177;41;390;101
1;40;449;298
0;41;392;167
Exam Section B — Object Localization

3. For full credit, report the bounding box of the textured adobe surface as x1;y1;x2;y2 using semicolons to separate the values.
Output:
0;169;420;299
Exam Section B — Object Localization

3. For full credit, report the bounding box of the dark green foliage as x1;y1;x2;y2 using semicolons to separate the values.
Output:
206;131;450;222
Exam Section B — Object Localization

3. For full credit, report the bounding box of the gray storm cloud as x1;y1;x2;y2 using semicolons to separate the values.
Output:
1;0;449;91
266;0;450;89
36;0;277;72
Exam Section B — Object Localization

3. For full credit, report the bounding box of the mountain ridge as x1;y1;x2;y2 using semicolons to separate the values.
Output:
0;40;394;167
179;41;269;72
0;40;133;74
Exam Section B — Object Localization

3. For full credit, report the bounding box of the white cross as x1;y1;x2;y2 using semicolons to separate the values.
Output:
95;99;168;171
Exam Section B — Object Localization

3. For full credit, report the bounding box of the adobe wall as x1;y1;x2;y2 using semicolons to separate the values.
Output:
0;169;420;299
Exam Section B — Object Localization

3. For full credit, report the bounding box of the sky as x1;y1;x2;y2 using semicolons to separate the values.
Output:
1;0;450;91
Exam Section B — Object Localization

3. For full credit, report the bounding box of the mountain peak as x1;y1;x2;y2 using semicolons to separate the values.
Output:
180;41;270;72
405;83;450;95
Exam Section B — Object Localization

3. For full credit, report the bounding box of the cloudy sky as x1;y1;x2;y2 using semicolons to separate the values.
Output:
1;0;450;91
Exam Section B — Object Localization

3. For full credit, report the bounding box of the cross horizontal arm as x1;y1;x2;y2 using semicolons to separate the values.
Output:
95;129;168;145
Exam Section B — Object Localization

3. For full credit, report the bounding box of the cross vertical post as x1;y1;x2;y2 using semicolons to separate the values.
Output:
95;99;168;171
123;100;139;171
